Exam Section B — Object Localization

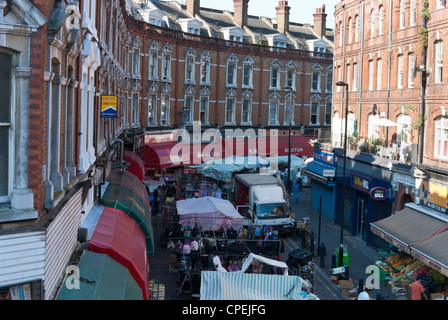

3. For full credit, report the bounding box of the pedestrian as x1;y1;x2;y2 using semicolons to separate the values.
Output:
357;287;372;300
152;186;160;216
292;180;300;204
411;279;426;300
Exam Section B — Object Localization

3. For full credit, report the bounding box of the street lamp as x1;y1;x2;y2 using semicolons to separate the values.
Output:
285;86;293;193
336;80;349;268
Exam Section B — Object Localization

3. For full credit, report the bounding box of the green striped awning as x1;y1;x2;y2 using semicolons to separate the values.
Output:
200;271;318;300
57;251;143;300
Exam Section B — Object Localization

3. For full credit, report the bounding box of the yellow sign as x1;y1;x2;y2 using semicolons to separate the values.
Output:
101;95;117;118
420;180;448;214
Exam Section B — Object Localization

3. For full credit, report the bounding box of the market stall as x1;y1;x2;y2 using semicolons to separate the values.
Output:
176;197;244;233
200;253;318;300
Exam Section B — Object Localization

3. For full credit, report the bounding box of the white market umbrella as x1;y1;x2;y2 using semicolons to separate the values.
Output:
375;117;397;127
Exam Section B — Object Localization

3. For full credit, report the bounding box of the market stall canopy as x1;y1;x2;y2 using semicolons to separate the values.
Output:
101;170;154;256
88;207;149;300
123;150;145;182
57;251;143;300
144;141;180;170
176;196;244;232
200;270;318;300
274;136;314;157
370;206;448;277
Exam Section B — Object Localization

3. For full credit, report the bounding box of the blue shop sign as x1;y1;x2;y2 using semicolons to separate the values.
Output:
369;187;389;201
351;172;371;193
313;149;336;169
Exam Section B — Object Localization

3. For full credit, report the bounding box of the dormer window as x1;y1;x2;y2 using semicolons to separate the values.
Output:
178;18;203;35
265;33;289;48
273;41;286;48
222;27;246;43
230;35;243;42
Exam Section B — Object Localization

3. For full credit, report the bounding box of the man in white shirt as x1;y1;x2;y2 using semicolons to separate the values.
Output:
357;287;372;300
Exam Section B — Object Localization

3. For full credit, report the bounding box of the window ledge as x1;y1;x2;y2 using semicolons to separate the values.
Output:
0;206;38;223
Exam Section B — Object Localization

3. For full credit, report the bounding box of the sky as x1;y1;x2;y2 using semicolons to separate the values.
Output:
198;0;336;29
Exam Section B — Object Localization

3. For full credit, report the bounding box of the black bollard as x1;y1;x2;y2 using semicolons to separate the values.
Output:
310;233;315;255
331;252;337;270
344;265;350;280
301;229;305;248
358;278;364;296
319;243;326;268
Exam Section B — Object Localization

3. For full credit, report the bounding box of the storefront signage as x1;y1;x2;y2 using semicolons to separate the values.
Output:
331;266;345;275
322;169;335;177
420;180;448;215
351;173;371;193
313;149;336;169
100;95;117;118
369;187;388;201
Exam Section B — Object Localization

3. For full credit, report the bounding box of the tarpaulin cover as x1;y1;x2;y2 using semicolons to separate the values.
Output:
88;207;149;300
176;196;244;232
101;170;154;256
124;150;145;182
200;271;318;300
57;251;143;300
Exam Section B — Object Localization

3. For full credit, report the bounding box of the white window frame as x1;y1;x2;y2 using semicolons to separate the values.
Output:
435;40;443;84
310;101;320;126
410;0;416;26
131;92;139;126
148;51;158;81
377;58;382;90
199;96;209;124
283;94;295;126
132;49;140;78
435;116;448;159
311;71;321;92
226;54;238;87
225;97;236;124
437;0;446;9
324;99;332;126
371;9;375;37
160;94;170;126
352;63;358;91
185;49;196;85
369;60;374;90
379;6;384;35
148;93;157;126
200;59;210;85
242;57;255;89
348;17;353;44
397;113;411;144
184;95;194;124
268;100;279;125
408;52;415;88
241;98;252;125
398;54;404;88
400;0;406;29
355;15;360;43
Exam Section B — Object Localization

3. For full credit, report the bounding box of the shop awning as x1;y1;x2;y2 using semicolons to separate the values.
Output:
144;141;180;170
57;251;143;300
275;136;314;157
304;161;335;185
370;206;448;277
88;207;149;300
101;170;154;257
124;150;145;182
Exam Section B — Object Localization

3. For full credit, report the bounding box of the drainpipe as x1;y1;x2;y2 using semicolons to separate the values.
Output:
385;0;393;146
110;138;124;169
418;10;428;164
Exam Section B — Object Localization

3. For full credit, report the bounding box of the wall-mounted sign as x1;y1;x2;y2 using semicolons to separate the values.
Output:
313;149;336;169
101;95;117;118
351;173;371;193
420;180;448;215
370;187;388;201
322;169;335;177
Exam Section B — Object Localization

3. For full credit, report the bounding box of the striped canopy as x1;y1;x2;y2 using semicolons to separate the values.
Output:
200;271;318;300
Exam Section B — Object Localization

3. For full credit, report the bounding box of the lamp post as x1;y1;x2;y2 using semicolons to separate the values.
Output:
336;80;349;268
285;86;293;193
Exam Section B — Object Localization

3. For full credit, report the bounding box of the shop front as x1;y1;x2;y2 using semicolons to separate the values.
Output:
305;149;336;222
334;149;394;247
371;204;448;299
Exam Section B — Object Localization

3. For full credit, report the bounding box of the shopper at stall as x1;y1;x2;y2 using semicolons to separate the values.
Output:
357;287;372;300
152;186;159;216
417;273;434;300
292;180;300;204
411;279;426;300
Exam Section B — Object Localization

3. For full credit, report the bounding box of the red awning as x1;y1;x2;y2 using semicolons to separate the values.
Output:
124;150;145;182
88;207;149;300
143;136;313;169
275;135;314;157
144;142;179;169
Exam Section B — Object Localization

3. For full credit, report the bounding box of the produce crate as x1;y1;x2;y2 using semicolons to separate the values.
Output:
148;281;165;300
430;293;444;300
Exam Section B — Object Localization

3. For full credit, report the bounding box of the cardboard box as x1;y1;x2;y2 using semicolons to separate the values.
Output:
338;278;354;289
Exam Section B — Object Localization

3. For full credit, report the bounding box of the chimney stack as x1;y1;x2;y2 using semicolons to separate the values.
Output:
186;0;200;17
276;0;290;34
313;5;327;38
233;0;249;27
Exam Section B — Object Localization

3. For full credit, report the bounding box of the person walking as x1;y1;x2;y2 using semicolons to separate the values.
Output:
292;180;300;204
